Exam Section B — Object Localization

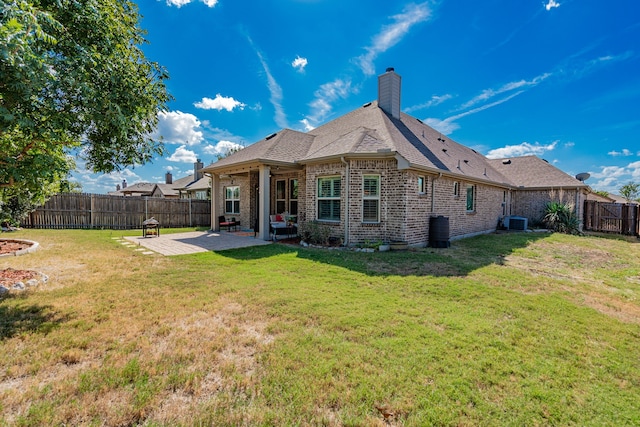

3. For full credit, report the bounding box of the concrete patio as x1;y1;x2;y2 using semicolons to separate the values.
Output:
124;230;271;256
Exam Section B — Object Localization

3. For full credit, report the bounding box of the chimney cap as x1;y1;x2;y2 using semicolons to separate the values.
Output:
385;67;395;72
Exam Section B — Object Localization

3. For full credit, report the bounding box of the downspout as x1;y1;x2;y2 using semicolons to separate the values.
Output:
341;156;349;246
431;172;442;213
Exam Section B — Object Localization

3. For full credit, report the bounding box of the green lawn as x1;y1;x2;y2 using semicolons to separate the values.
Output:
1;229;639;426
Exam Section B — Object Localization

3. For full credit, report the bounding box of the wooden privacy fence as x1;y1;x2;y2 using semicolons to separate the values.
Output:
583;200;639;236
22;193;211;229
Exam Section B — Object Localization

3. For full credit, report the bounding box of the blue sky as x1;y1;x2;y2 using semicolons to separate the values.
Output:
73;0;640;195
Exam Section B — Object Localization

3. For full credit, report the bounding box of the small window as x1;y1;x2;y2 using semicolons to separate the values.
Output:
363;175;380;223
418;176;426;193
453;181;460;197
276;179;286;213
466;184;476;212
225;186;240;214
317;176;341;221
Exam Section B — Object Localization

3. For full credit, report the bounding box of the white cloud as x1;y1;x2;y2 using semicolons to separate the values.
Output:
292;56;308;72
461;73;551;110
564;141;575;148
194;94;246;112
300;119;315;132
305;78;354;127
404;94;453;113
486;141;558;159
422;118;460;135
608;149;633;157
202;140;243;156
165;0;218;7
168;145;198;163
247;36;288;129
356;3;432;76
153;111;204;146
545;0;560;11
425;91;525;135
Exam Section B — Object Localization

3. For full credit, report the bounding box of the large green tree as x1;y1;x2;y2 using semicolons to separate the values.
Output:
1;0;170;223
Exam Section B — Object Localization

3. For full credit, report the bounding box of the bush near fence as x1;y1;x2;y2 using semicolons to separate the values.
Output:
21;193;211;229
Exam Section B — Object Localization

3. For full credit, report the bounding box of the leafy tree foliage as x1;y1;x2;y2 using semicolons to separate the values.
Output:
1;0;170;222
619;182;640;203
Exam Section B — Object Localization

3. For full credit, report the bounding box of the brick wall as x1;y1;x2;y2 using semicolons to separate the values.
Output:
511;188;585;227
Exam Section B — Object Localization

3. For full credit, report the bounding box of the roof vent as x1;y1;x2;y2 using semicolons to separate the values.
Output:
362;102;372;108
266;133;277;140
502;159;511;165
464;159;469;164
386;67;395;72
442;148;447;153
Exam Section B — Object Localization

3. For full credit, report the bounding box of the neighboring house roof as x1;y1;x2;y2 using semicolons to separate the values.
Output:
487;156;586;189
153;184;180;197
120;182;155;196
181;176;210;192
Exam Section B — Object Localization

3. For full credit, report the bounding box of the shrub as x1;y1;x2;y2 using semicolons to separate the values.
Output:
543;201;580;235
298;220;332;245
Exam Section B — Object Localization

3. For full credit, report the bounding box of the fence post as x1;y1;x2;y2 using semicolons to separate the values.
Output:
189;199;192;227
90;193;95;229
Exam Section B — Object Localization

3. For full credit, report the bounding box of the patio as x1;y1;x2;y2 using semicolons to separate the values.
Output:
124;230;271;256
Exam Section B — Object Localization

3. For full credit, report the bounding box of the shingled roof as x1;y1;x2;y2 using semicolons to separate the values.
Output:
202;69;585;191
487;156;586;189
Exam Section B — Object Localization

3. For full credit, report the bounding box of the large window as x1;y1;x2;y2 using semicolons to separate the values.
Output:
225;186;240;214
363;175;380;223
466;184;475;212
276;180;286;213
317;176;341;221
289;179;298;216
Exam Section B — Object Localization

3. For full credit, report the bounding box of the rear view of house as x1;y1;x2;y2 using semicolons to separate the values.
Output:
202;68;588;246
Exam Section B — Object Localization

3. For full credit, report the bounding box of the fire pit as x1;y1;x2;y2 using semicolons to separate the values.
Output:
142;217;160;238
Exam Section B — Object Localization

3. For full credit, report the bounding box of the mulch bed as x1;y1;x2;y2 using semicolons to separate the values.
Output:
0;268;40;287
0;239;32;255
0;239;39;288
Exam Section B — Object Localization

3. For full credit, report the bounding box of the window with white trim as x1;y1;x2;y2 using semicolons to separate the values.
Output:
363;175;380;223
276;179;286;213
317;176;341;221
418;175;426;194
225;186;240;214
466;184;476;212
289;178;298;216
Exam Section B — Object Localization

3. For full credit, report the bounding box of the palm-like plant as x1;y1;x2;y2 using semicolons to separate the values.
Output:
543;201;581;234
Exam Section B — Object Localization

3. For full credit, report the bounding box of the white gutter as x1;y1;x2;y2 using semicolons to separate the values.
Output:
341;156;349;246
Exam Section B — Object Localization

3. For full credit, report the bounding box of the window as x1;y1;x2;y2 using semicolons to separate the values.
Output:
195;190;208;200
276;180;286;213
363;175;380;222
317;176;341;221
225;186;240;214
453;181;460;197
289;179;298;216
466;184;475;212
418;176;426;193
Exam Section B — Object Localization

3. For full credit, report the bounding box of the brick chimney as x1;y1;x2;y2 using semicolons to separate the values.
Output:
194;159;204;181
378;67;401;119
165;171;173;184
122;179;127;189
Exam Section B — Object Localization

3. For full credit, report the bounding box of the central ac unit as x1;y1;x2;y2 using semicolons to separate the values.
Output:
504;216;528;231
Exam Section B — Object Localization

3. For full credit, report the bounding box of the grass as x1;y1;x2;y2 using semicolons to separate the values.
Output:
1;228;639;426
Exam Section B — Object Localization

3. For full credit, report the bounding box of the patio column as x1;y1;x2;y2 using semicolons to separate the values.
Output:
211;173;220;231
258;165;271;240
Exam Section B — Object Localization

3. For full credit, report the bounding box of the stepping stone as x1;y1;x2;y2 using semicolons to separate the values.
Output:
142;251;155;255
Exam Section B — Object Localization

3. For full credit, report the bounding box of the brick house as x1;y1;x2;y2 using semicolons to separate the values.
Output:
202;68;588;245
